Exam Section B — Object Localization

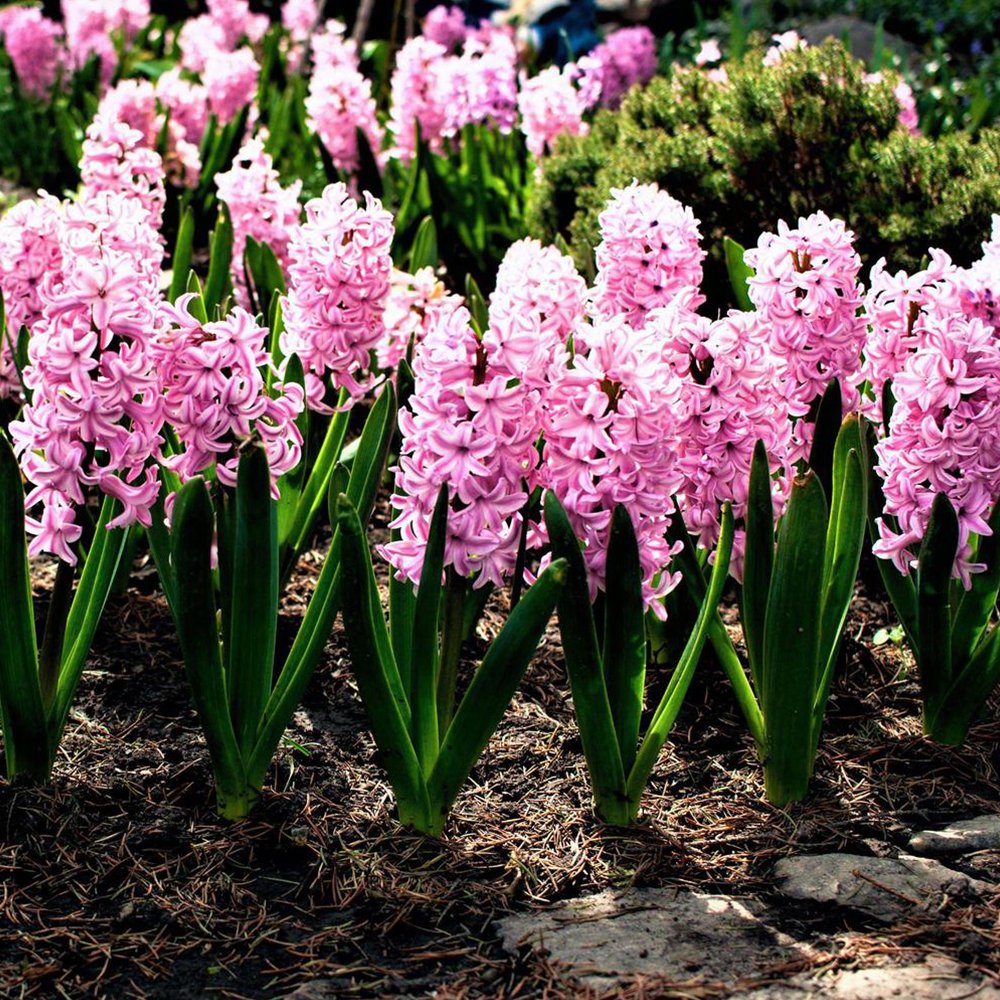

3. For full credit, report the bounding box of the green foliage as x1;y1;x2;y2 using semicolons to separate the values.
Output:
544;494;735;824
337;487;566;837
169;384;397;819
528;40;1000;309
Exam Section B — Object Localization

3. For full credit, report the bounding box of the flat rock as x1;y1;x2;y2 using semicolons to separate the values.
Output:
774;853;984;922
497;887;813;993
798;15;914;63
739;955;1000;1000
909;814;1000;856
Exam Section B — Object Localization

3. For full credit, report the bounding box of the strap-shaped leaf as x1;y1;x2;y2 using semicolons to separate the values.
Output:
247;465;349;790
227;446;279;758
203;206;233;316
817;417;868;697
951;501;1000;669
916;493;959;713
925;624;1000;745
408;216;438;273
464;274;489;336
336;494;428;828
168;206;195;303
0;432;48;779
724;236;754;311
410;486;448;776
426;560;566;835
741;440;774;692
356;126;384;199
626;505;735;810
762;471;828;806
808;380;843;505
170;478;247;815
603;506;646;775
544;491;627;817
279;388;350;581
50;494;128;746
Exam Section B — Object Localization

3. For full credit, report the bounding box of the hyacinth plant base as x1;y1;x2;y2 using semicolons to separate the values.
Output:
1;535;998;999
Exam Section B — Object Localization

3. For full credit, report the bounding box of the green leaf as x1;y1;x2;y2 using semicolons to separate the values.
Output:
410;486;448;776
355;126;383;199
626;505;735;812
761;471;828;806
0;432;48;780
544;491;627;822
741;440;774;692
279;390;350;582
408;216;439;273
817;417;867;688
248;465;349;791
227;446;279;758
168;207;195;303
464;274;489;336
950;501;1000;669
51;495;128;747
808;380;843;504
204;206;233;316
925;625;1000;745
602;506;646;775
336;494;428;830
916;493;959;716
426;559;566;835
724;235;754;311
170;478;249;818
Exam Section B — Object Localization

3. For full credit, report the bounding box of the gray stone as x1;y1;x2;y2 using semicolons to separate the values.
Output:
774;853;985;922
798;16;914;64
497;887;814;992
909;814;1000;856
820;956;1000;999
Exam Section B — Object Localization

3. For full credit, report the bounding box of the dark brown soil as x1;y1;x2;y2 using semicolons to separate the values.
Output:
1;536;999;999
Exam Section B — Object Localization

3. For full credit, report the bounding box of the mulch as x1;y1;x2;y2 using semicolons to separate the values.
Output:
1;535;999;999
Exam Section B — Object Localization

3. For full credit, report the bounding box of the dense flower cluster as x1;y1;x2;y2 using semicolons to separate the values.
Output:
745;211;866;412
215;138;302;308
383;302;536;588
179;0;266;73
9;183;166;563
155;296;304;493
155;68;210;150
79;113;166;230
388;28;518;162
873;311;1000;586
422;4;468;50
517;65;590;160
1;7;63;98
540;317;685;613
485;238;587;388
203;47;260;125
650;304;794;575
378;267;464;372
280;183;394;409
305;29;384;176
590;181;705;327
63;0;150;84
582;26;658;109
0;196;63;397
97;79;201;187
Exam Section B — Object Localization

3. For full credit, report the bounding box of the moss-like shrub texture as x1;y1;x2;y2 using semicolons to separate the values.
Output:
528;41;1000;306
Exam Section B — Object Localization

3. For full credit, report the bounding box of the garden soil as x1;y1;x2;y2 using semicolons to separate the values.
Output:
1;517;998;999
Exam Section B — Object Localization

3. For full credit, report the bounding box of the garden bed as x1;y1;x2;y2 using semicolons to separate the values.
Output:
2;533;998;999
